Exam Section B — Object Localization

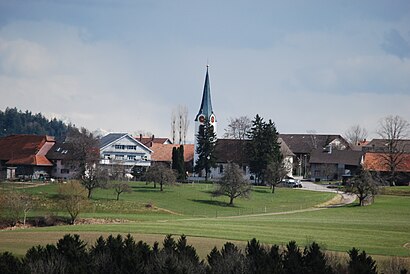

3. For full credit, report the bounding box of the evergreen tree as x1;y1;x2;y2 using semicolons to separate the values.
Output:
194;118;217;181
247;114;282;184
172;145;186;180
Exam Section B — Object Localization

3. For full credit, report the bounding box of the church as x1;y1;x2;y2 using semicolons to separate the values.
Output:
193;66;294;181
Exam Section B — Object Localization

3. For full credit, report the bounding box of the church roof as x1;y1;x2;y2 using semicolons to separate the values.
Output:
195;67;215;121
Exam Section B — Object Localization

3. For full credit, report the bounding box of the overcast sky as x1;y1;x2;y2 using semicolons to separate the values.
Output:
0;0;409;142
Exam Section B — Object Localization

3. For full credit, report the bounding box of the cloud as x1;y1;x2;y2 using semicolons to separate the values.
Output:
381;29;410;59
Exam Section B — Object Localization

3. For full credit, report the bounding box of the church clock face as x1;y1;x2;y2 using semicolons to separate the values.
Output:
199;115;205;123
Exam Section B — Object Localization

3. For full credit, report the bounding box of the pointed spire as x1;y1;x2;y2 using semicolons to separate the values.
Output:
195;65;214;121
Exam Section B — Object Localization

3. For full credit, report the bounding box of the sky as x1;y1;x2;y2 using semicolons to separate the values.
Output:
0;0;409;142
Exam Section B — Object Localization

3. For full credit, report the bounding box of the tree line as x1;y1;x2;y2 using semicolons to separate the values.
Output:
0;233;400;274
0;107;70;141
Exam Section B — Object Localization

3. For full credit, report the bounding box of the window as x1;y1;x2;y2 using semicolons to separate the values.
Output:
61;169;69;174
115;155;124;160
128;155;135;160
127;145;136;150
115;145;125;150
219;164;224;173
242;165;247;174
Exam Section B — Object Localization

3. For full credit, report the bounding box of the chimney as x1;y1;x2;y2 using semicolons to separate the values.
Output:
139;134;142;141
151;134;155;140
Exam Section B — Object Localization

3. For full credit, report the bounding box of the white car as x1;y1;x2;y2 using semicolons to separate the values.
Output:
280;178;302;188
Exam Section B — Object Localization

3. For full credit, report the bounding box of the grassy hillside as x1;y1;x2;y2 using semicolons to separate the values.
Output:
1;182;409;257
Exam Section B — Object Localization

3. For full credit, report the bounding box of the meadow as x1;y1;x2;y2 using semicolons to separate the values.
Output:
0;181;409;259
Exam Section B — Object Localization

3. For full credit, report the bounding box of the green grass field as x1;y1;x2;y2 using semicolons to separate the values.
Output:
1;182;409;258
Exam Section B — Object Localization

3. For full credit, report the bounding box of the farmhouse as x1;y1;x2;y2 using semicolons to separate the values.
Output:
279;134;349;178
309;147;363;181
0;134;55;180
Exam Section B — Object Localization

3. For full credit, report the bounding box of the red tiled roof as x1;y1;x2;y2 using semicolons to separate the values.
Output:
134;136;172;147
363;152;410;172
0;134;55;166
151;143;194;162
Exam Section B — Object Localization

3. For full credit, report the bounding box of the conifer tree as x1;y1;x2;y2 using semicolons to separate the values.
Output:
195;118;217;181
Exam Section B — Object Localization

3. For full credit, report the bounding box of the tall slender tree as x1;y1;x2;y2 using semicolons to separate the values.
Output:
194;118;217;181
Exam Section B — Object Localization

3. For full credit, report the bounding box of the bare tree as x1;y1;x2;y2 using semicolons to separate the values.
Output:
65;127;100;178
307;129;318;149
113;182;132;201
213;163;251;205
224;116;251;140
145;163;177;191
171;105;190;144
377;115;410;185
344;169;380;206
344;125;368;146
81;164;110;199
0;192;35;226
265;161;288;193
58;181;89;224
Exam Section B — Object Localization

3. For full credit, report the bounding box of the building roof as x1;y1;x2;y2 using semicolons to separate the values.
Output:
136;136;172;147
363;152;410;172
0;134;54;166
151;143;194;162
213;138;294;164
46;142;72;160
279;134;348;154
309;149;363;166
195;66;215;121
100;133;127;148
363;139;410;153
100;133;152;152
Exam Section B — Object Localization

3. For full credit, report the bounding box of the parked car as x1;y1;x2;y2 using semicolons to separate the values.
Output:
280;178;302;188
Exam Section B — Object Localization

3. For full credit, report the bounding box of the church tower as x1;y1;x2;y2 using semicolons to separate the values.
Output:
194;65;217;165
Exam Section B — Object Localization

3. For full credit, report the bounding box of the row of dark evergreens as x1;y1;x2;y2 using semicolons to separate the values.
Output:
0;107;69;141
0;233;398;274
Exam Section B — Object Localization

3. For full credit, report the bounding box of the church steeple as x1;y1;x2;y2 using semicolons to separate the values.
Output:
195;65;216;124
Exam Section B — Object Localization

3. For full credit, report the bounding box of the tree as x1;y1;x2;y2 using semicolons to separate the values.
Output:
344;125;368;146
58;181;89;224
65;127;100;179
344;169;379;206
348;248;377;274
0;192;34;226
145;163;176;191
213;162;251;205
171;105;190;144
224;116;251;140
113;182;132;201
265;160;288;193
81;164;109;199
247;115;282;184
195;118;217;181
377;115;410;185
172;145;186;180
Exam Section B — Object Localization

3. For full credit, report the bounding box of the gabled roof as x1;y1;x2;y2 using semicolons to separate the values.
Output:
364;139;410;153
363;152;410;172
46;142;72;160
100;133;153;153
151;144;194;162
0;134;54;166
136;136;172;147
309;149;363;166
279;134;348;154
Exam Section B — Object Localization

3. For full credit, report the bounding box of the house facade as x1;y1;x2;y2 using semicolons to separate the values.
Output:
309;147;363;181
279;134;349;178
99;133;152;176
